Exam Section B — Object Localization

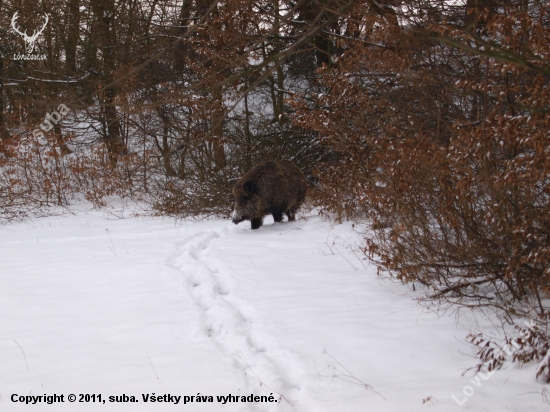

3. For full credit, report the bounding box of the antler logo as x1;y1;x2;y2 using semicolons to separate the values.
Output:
11;12;49;54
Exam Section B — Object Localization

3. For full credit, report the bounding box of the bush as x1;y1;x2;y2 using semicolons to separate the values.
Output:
291;1;550;346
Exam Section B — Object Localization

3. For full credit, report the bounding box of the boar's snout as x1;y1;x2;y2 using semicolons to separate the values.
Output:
231;210;245;224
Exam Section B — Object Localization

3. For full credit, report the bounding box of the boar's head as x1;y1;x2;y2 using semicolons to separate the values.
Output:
231;180;258;224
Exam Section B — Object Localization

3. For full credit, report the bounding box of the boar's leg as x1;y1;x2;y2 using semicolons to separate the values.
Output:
272;212;284;222
271;207;284;223
286;208;297;221
251;217;263;230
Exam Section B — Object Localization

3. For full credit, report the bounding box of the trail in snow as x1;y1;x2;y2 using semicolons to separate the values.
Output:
0;205;547;412
168;228;304;410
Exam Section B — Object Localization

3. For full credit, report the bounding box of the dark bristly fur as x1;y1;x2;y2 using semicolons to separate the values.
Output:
231;160;307;230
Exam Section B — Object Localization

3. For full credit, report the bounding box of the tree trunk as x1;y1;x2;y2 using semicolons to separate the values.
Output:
65;0;81;73
212;83;226;170
92;0;126;164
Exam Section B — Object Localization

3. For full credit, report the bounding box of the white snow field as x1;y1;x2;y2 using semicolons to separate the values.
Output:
0;205;547;412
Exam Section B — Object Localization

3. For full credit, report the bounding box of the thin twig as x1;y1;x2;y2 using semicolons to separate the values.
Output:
323;350;385;400
248;255;256;270
351;248;367;269
236;351;292;406
334;246;358;270
105;228;117;257
148;357;160;382
13;339;28;370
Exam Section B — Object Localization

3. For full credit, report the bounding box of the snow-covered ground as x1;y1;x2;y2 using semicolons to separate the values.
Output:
0;204;547;411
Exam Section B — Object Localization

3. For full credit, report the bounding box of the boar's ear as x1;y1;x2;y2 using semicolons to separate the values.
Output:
243;180;257;194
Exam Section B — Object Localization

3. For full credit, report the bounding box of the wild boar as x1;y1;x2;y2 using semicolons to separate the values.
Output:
232;160;307;230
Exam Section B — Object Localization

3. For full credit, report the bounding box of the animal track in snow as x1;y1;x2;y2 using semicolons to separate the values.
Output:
168;227;302;409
